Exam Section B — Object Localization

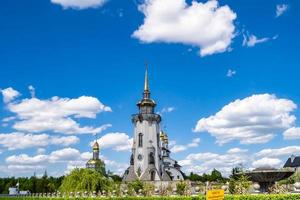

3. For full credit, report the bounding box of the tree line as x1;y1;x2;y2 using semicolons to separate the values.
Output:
0;169;228;194
0;172;63;194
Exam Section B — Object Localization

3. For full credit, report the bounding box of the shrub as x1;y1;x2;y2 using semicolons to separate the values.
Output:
176;181;187;195
127;179;144;194
229;172;251;194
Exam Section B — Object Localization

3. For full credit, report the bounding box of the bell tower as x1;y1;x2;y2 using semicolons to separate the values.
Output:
123;67;171;182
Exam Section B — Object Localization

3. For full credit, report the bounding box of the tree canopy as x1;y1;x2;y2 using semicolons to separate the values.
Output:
186;169;226;183
59;168;110;193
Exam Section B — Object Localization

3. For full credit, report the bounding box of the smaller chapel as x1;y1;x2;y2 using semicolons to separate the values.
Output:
86;141;106;175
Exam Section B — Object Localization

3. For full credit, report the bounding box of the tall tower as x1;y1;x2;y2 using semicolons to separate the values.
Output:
123;67;184;182
123;68;170;182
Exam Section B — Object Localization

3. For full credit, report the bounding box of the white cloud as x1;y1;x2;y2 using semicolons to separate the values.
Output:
256;146;300;158
171;145;187;153
252;157;282;169
1;87;20;103
0;132;79;150
226;69;236;77
159;107;175;114
276;4;288;17
50;135;80;146
6;154;48;165
37;148;46;155
28;85;35;98
194;94;297;145
133;0;237;57
2;87;112;135
283;127;300;140
243;34;270;47
51;0;106;10
4;147;127;176
227;148;248;154
4;148;85;175
170;138;200;153
96;132;133;152
49;148;81;163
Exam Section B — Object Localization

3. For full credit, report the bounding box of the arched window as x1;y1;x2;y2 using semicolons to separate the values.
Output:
150;171;155;181
138;133;143;147
149;152;155;164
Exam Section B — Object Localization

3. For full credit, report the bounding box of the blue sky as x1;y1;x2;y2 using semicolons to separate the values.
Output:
0;0;300;177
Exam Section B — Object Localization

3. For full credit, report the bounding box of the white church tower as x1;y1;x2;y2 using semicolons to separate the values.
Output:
123;68;184;182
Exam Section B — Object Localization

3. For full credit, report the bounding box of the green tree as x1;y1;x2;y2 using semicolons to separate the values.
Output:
59;168;109;193
210;169;223;182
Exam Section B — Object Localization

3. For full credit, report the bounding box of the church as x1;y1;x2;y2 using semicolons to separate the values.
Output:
122;69;184;182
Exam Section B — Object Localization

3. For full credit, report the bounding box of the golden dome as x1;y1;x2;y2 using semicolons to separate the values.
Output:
160;131;165;139
87;159;97;164
93;141;99;150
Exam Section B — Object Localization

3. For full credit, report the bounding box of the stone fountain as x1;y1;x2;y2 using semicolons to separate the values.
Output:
243;167;295;193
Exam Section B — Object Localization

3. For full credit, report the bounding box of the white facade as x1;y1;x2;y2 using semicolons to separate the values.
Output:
123;69;184;182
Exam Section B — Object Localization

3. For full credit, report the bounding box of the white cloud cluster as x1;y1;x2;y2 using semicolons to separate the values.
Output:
96;132;133;152
251;146;300;169
1;87;20;103
179;148;249;176
51;0;106;10
170;138;200;153
133;0;237;57
4;147;127;176
194;94;296;145
252;157;282;169
256;146;300;158
179;145;300;176
0;132;79;150
276;4;288;17
4;148;84;174
1;87;112;135
283;127;300;140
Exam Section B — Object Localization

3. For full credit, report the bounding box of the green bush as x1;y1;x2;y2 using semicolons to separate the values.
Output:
127;179;144;194
176;181;187;195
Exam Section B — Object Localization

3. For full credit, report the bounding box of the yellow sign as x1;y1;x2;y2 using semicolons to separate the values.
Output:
206;189;225;200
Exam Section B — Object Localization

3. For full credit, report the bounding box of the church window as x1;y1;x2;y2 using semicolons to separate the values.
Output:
150;171;155;181
138;133;143;147
149;152;155;164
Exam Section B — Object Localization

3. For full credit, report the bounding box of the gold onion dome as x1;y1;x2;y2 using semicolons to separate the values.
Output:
160;131;165;139
93;141;99;150
87;159;97;164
